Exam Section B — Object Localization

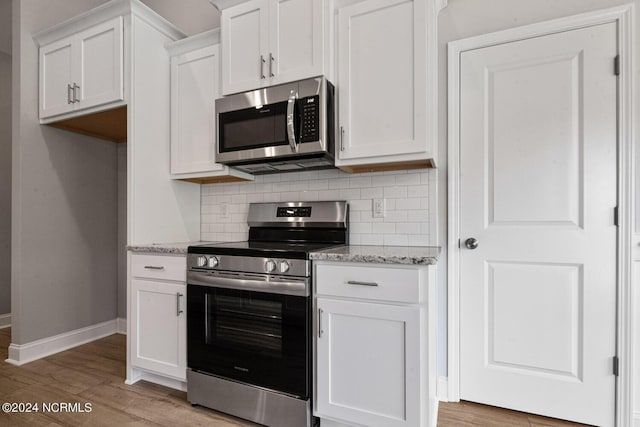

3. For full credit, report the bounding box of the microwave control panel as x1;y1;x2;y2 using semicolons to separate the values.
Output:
299;95;320;143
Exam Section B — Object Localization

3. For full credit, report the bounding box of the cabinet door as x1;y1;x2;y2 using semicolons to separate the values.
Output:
39;36;75;119
75;17;124;111
316;298;420;427
131;279;186;380
221;0;269;95
337;0;429;162
171;45;225;175
269;0;323;85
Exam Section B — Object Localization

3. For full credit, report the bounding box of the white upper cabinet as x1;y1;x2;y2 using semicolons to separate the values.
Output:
221;0;324;95
168;31;253;183
335;0;439;172
39;16;124;121
269;0;324;84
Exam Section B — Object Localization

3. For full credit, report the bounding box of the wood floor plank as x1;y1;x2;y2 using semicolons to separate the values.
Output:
438;401;590;426
0;328;592;426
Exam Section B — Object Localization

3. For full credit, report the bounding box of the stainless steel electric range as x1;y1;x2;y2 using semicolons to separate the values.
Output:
186;201;348;427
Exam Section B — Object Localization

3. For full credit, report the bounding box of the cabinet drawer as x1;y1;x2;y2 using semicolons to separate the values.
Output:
315;263;422;303
131;254;186;282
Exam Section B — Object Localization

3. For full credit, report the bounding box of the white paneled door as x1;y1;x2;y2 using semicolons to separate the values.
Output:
459;23;618;426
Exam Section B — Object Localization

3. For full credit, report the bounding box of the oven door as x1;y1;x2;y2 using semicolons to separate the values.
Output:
187;273;310;399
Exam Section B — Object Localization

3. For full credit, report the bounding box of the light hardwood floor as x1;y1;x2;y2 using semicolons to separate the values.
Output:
0;328;587;427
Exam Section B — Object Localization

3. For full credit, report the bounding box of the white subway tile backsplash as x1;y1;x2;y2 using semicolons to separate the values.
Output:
397;222;422;234
407;210;428;222
328;178;350;189
395;173;421;186
231;194;246;204
384;186;408;199
361;234;384;245
372;223;395;234
349;199;371;212
407;185;429;197
350;176;371;188
383;234;409;246
339;189;361;200
372;175;393;187
361;187;383;199
385;210;408;222
201;169;435;246
396;198;421;210
351;222;372;234
308;179;329;190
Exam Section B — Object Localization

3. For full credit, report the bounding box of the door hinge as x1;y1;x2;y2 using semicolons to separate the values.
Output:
458;238;461;249
614;55;620;76
613;356;619;376
614;206;619;227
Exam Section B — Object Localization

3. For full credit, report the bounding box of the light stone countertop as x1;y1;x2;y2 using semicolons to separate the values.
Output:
127;241;214;255
309;245;441;265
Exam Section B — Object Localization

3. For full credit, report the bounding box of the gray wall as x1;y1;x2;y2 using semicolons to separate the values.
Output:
11;0;117;344
0;0;11;55
117;143;126;319
0;47;10;316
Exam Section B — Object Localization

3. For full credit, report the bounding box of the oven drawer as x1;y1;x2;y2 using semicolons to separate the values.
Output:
315;262;423;304
131;253;186;282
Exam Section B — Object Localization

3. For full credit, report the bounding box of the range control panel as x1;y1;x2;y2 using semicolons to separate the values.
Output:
276;206;312;218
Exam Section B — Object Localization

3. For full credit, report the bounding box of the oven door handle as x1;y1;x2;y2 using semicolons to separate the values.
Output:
188;271;309;297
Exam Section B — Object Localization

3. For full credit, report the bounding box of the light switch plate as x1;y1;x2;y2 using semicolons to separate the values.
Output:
373;198;385;218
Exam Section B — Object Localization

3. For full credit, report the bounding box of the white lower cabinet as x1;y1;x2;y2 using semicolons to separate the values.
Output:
314;261;436;427
130;253;187;382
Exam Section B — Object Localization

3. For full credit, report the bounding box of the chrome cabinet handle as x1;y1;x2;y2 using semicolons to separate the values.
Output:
317;308;322;337
72;83;80;103
286;90;298;152
260;55;266;79
269;53;275;77
67;84;73;104
465;238;479;250
340;126;345;151
347;280;379;287
176;292;184;316
144;265;165;270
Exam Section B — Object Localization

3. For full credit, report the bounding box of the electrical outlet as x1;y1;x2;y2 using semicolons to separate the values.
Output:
373;198;385;218
220;204;229;219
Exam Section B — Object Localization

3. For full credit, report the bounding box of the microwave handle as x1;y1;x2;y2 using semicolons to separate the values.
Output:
286;90;298;152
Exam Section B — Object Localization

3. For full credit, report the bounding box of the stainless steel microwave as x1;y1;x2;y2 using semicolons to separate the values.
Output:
215;77;335;174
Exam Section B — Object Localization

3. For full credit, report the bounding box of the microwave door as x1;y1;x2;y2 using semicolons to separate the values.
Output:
218;102;288;154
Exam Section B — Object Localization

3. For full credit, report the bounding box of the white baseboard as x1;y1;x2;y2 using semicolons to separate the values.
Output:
0;313;10;329
116;317;127;335
437;376;449;402
126;367;187;392
5;318;119;366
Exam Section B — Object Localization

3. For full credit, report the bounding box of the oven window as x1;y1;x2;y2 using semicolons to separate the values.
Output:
208;294;283;356
219;102;288;152
187;285;310;398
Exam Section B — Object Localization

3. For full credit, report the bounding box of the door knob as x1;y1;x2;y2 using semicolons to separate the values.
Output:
465;238;479;250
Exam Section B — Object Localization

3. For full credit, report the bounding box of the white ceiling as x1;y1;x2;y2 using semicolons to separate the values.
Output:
141;0;219;36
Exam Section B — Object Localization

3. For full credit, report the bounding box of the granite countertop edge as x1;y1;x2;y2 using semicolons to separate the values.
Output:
309;245;441;265
127;241;210;254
